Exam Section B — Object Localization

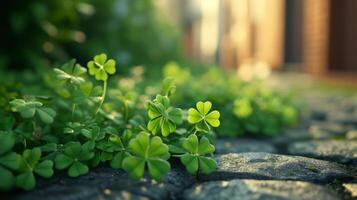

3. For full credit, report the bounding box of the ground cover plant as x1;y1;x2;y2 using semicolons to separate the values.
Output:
0;54;220;191
161;62;299;137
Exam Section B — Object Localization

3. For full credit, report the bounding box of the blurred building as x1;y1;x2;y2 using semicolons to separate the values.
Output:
157;0;357;78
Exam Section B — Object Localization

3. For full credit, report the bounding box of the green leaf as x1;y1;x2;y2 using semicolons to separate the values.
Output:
19;107;36;118
104;59;116;74
34;160;53;178
122;156;145;180
21;148;41;170
187;108;202;124
68;161;89;177
0;152;20;170
94;53;107;65
0;166;15;191
95;69;108;81
205;111;220;127
182;134;198;154
37;107;56;124
40;143;57;152
0;133;15;155
199;157;217;174
88;61;98;75
162;77;176;96
123;133;170;180
64;142;82;157
196;101;212;115
198;137;215;155
87;53;116;81
148;136;169;158
16;172;35;191
147;158;170;181
161;119;175;137
128;132;149;157
180;154;198;174
187;101;221;131
168;108;183;124
110;151;128;169
73;64;87;76
147;117;161;135
55;154;73;170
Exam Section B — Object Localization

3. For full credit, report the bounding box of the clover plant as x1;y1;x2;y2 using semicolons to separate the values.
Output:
16;148;53;191
1;54;221;191
0;133;19;191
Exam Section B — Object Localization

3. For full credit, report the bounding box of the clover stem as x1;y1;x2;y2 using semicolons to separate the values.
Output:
72;103;76;118
96;80;107;114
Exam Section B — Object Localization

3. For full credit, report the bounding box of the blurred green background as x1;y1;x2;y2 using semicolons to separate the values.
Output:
0;0;182;71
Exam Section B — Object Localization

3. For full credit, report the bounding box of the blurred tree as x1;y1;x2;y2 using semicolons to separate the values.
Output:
0;0;182;71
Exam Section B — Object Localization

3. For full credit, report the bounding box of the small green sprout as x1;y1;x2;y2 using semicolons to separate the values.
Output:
10;99;56;124
122;132;170;181
16;148;53;191
180;134;217;174
187;101;220;132
0;133;19;191
147;95;183;136
55;142;94;177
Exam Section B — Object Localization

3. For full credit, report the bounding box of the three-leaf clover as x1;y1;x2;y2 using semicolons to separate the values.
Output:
188;101;220;132
122;132;170;181
10;99;56;124
180;134;217;174
147;95;183;136
16;148;53;191
0;133;20;191
55;142;94;177
54;59;87;85
87;53;116;81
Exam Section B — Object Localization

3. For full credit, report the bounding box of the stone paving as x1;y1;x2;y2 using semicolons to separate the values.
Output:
4;92;357;200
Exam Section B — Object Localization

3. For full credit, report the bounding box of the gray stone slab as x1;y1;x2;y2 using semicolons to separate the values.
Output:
199;153;356;183
7;165;195;200
288;140;357;165
215;139;277;154
183;179;340;200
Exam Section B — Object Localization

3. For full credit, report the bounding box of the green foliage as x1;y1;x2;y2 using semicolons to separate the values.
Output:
180;134;217;174
16;148;53;191
87;53;116;81
10;99;56;124
0;54;220;191
162;62;299;137
55;142;94;177
0;133;19;191
0;0;181;70
147;95;183;136
188;101;220;133
122;132;170;180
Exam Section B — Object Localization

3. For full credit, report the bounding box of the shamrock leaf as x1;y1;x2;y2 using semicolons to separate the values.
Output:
0;133;20;191
180;134;217;175
162;77;176;96
122;132;170;181
54;59;87;85
16;148;53;191
147;95;183;137
109;130;132;169
87;53;116;81
91;133;129;167
188;101;220;132
10;99;56;124
55;142;94;177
